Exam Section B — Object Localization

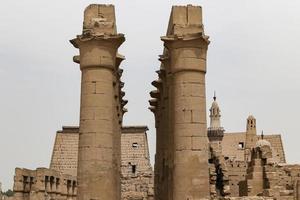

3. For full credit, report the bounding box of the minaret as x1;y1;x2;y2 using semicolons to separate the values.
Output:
70;4;125;200
207;94;229;197
245;115;257;161
208;93;224;142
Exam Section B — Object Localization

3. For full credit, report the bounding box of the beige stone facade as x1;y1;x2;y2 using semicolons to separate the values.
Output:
206;96;300;199
50;127;79;177
5;3;300;200
12;168;76;200
120;126;154;200
49;126;154;200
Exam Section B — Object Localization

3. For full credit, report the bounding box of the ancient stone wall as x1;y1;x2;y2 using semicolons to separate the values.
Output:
226;160;247;197
120;126;154;200
50;127;79;177
262;135;286;163
12;168;76;200
6;3;300;200
49;126;154;200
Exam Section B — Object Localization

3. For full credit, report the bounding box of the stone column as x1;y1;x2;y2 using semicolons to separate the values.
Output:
151;64;171;200
149;81;161;199
70;4;125;200
161;33;210;199
150;5;211;199
159;55;173;200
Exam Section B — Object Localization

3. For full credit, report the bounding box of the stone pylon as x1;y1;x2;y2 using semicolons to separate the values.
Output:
70;4;126;200
150;5;210;200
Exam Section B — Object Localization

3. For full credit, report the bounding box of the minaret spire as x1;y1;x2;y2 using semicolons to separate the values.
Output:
208;93;224;142
213;91;216;101
209;92;221;129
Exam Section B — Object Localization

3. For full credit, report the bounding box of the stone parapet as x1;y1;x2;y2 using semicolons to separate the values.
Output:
13;168;76;200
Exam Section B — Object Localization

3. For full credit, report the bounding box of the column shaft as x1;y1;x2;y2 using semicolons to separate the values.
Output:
165;37;210;199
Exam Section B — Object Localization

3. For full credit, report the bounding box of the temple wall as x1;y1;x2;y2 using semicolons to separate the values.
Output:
120;127;154;200
12;168;76;200
50;127;79;177
48;126;154;200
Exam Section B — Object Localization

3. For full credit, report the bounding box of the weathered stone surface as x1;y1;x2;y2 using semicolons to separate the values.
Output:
70;4;126;200
120;126;154;200
5;3;300;200
49;126;154;200
12;168;76;200
50;127;79;177
150;5;210;200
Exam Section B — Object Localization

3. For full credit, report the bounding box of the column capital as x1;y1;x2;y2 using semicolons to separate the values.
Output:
161;33;209;74
70;34;125;70
70;34;125;49
161;33;209;49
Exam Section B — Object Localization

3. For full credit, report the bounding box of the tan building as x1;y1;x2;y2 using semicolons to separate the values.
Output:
12;168;76;200
207;96;300;199
6;3;300;200
50;126;154;200
10;126;154;200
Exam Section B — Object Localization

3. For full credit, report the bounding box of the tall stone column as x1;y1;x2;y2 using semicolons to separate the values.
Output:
150;63;171;200
70;4;125;200
161;5;210;199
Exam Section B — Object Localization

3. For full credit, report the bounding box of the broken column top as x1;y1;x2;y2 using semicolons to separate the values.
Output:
166;4;204;36
83;4;117;35
70;4;124;49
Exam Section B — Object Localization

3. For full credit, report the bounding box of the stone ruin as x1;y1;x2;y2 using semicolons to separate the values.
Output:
12;168;76;200
5;3;300;200
49;126;154;200
12;126;154;200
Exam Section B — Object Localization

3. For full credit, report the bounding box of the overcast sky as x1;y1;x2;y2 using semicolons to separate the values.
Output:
0;0;300;190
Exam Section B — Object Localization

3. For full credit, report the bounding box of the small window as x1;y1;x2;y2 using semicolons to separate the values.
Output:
238;142;244;149
132;165;136;173
132;143;139;148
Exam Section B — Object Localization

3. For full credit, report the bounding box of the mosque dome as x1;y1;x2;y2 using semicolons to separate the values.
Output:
255;139;271;148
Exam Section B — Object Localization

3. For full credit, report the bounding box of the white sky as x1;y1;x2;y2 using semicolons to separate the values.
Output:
0;0;300;191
